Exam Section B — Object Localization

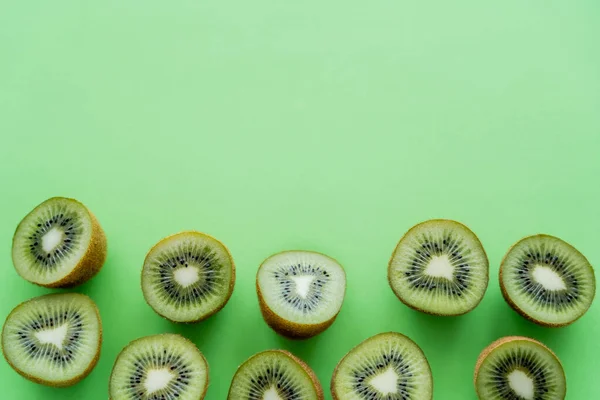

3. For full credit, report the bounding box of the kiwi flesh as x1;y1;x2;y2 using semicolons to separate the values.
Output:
256;250;346;339
1;293;102;387
141;231;235;323
228;349;324;400
388;219;489;316
499;234;596;327
331;332;433;400
11;197;107;288
474;336;566;400
110;333;209;400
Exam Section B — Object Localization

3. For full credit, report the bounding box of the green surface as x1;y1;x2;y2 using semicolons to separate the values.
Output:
1;0;599;398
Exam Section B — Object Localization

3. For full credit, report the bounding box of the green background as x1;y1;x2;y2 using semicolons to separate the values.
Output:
1;0;599;398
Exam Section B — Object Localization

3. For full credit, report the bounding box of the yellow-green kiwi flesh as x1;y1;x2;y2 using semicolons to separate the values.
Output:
228;349;324;400
474;336;566;400
388;219;489;316
2;293;102;387
12;197;107;288
256;250;346;339
141;231;236;323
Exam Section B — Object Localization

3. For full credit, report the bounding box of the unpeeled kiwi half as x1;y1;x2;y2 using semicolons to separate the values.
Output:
331;332;433;400
11;197;107;288
388;219;489;316
109;333;209;400
256;250;346;339
474;336;566;400
499;234;596;327
1;293;102;387
141;231;235;323
228;349;324;400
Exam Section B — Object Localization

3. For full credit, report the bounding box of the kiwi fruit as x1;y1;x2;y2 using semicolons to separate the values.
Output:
110;333;209;400
499;234;596;327
331;332;433;400
474;336;566;400
141;231;235;323
1;293;102;387
256;250;346;339
388;219;489;316
11;196;107;288
228;349;324;400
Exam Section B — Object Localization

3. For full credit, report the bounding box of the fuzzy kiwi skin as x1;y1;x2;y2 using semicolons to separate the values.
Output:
256;250;345;340
330;332;433;400
12;197;107;288
228;350;323;400
499;234;596;328
387;219;489;316
1;293;103;387
141;231;236;324
109;334;209;400
473;336;566;399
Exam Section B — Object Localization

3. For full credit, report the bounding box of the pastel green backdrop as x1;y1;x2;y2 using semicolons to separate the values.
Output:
1;0;599;399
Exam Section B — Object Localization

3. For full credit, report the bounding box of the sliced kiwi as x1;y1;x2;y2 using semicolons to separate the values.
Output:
388;219;489;316
331;332;433;400
110;334;209;400
11;197;107;288
1;293;102;387
499;234;596;327
141;231;235;323
474;336;566;400
228;349;324;400
256;250;346;339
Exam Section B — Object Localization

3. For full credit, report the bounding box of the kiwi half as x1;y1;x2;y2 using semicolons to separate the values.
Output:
1;293;102;387
331;332;433;400
110;334;209;400
388;219;489;316
499;234;596;327
256;250;346;339
141;231;235;323
11;197;107;288
228;349;324;400
474;336;566;400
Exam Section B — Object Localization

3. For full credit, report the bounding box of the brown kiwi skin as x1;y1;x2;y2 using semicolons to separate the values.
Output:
12;197;107;288
331;332;433;400
256;250;346;340
109;334;209;400
387;219;489;316
228;350;323;400
1;293;103;387
499;234;596;328
474;336;566;399
141;231;236;324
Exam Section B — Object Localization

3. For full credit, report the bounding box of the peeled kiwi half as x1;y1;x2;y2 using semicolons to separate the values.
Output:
256;250;346;339
1;293;102;387
500;234;596;327
141;231;235;323
388;219;489;316
228;349;324;400
474;336;566;400
331;332;433;400
109;333;209;400
11;197;107;288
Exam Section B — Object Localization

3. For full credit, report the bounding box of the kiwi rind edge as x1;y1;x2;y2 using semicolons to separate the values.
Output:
12;197;107;288
387;219;489;316
473;336;566;399
330;332;433;400
256;250;346;340
227;349;324;400
499;234;596;328
140;230;236;324
1;293;103;387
